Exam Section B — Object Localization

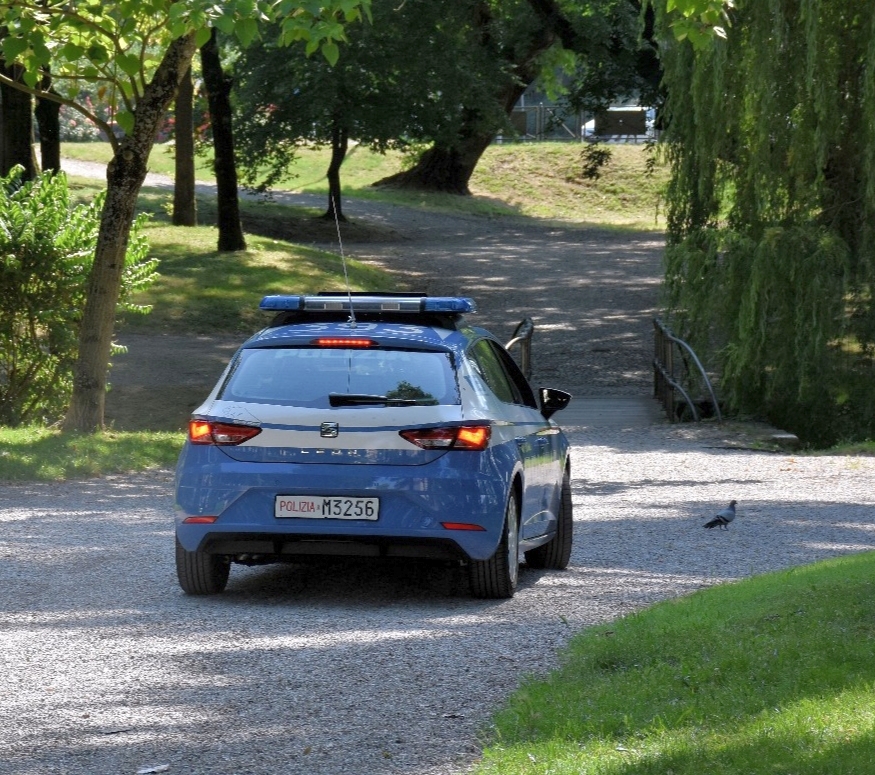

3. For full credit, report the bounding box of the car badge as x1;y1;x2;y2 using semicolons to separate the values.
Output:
321;422;340;438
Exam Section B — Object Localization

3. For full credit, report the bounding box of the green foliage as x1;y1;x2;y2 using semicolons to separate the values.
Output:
0;168;156;426
0;1;372;147
664;0;734;46
232;0;506;192
657;0;875;444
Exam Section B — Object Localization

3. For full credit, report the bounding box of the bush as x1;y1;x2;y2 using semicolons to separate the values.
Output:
0;167;157;426
58;104;103;142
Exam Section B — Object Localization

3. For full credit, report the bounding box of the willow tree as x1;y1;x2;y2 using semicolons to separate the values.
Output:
0;0;369;432
655;1;875;443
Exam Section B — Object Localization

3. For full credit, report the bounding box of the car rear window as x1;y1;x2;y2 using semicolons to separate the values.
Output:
218;347;459;408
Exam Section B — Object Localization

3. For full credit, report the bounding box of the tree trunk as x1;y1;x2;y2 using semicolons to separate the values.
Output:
373;57;541;195
34;92;61;174
373;134;491;195
374;0;569;195
0;62;37;179
322;120;348;221
172;66;197;226
200;28;246;251
373;83;527;195
64;33;199;433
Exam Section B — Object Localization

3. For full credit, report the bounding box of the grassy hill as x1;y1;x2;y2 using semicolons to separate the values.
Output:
62;140;668;229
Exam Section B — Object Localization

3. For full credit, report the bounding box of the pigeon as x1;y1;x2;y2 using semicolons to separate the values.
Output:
704;500;737;530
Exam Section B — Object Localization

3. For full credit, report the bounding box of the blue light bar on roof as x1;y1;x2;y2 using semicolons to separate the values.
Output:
259;295;303;311
422;297;476;313
259;294;476;314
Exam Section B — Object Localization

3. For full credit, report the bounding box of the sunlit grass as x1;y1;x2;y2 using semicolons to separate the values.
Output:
477;552;875;775
60;177;396;335
62;140;668;228
472;143;668;228
120;225;390;335
0;425;182;481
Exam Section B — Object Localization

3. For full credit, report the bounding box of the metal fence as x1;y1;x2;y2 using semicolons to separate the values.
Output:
500;106;654;143
653;317;722;422
506;317;534;380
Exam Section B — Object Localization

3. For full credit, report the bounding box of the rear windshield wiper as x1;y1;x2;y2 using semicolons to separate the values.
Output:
329;393;420;407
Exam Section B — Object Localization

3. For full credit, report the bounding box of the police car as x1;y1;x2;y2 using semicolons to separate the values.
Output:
174;293;573;599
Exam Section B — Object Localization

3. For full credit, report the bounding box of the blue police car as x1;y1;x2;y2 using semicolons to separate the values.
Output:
174;293;573;598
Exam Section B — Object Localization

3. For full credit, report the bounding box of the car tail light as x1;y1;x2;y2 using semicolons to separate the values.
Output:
440;522;486;531
183;516;218;524
313;337;376;348
399;424;490;451
189;420;262;445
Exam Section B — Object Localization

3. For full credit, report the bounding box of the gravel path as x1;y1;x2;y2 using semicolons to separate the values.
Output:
3;430;875;775
3;168;875;775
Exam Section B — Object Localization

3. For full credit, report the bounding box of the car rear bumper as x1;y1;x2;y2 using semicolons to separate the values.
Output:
188;530;471;563
175;450;516;561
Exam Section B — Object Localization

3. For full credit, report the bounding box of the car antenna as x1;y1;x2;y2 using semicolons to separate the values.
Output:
332;194;357;329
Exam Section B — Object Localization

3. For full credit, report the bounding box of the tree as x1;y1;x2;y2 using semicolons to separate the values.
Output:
34;76;61;173
369;0;731;196
0;0;369;432
172;66;197;226
375;0;648;195
0;60;37;178
0;167;156;426
657;0;734;47
200;28;246;251
233;0;504;215
655;0;875;444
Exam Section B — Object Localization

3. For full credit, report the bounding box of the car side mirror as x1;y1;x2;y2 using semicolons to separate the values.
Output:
540;388;571;419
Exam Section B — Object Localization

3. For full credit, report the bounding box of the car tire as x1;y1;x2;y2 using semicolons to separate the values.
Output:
525;468;573;570
175;537;230;595
469;491;520;599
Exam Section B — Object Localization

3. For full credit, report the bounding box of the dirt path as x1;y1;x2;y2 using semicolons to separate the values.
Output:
59;160;665;429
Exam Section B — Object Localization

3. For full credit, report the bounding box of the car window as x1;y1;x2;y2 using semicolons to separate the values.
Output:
467;339;536;407
219;348;459;408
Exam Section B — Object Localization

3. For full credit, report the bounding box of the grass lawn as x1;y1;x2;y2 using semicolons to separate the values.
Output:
0;426;182;481
476;551;875;775
119;224;390;335
62;140;668;229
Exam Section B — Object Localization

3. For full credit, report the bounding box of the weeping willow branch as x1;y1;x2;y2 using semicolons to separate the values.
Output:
655;0;875;444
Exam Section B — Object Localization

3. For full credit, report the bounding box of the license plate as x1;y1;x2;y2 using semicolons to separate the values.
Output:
275;495;379;520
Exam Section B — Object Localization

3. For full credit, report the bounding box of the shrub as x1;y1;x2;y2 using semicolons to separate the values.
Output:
0;167;157;426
